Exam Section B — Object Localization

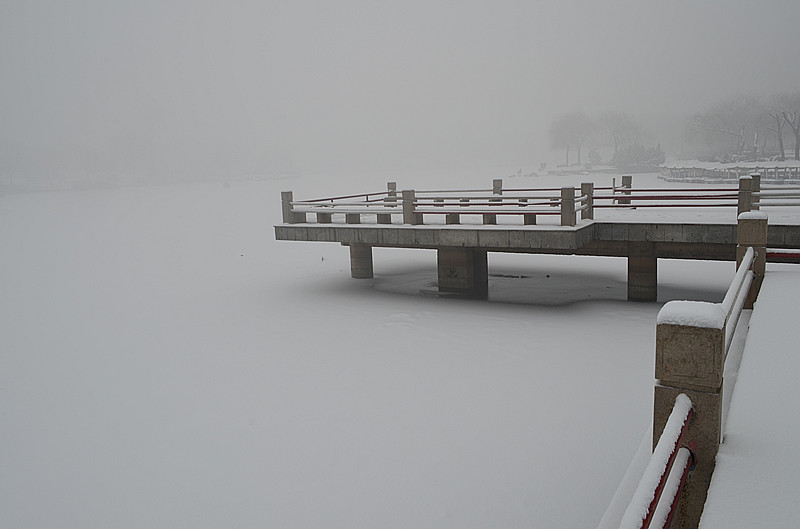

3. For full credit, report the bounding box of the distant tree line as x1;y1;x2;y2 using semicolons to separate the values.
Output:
548;111;663;169
686;92;800;162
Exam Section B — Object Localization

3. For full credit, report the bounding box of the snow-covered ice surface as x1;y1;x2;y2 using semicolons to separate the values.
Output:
699;269;800;529
0;171;777;528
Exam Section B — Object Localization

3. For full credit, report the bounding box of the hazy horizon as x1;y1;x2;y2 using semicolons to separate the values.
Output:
2;1;799;184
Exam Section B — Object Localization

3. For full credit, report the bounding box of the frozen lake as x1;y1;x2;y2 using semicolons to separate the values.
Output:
0;173;738;528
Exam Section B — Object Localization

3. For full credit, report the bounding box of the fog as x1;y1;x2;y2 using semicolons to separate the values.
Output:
2;0;799;184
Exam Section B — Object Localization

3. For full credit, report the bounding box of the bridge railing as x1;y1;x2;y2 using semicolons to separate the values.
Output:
280;174;800;227
737;172;800;215
282;179;598;227
662;165;800;183
618;212;767;529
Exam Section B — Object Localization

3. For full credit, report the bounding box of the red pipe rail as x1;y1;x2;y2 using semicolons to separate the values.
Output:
619;394;694;529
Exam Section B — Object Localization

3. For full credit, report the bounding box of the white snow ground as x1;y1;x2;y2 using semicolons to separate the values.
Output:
698;268;800;528
0;171;782;528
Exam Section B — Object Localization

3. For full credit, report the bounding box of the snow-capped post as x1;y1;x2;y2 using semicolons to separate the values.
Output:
560;187;576;226
378;182;397;224
580;182;594;220
492;178;503;195
402;189;421;225
654;301;726;529
483;178;503;225
737;175;752;215
281;191;305;224
737;211;768;309
750;172;761;211
619;175;633;206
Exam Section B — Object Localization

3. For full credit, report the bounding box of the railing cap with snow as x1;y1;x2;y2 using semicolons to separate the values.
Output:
737;211;768;221
656;301;725;330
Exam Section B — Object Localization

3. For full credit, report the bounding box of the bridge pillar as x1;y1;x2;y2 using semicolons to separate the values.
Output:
654;302;726;529
628;242;657;302
737;212;768;308
437;248;488;299
349;243;373;279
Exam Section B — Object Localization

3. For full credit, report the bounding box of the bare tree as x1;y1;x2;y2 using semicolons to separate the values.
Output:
689;95;764;158
599;112;643;156
549;112;595;166
767;111;787;161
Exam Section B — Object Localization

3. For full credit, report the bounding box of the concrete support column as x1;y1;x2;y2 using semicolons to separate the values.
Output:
737;212;768;308
628;241;657;301
437;247;488;299
654;303;726;529
349;243;373;279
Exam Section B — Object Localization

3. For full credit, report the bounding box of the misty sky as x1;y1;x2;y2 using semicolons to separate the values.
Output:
2;0;799;182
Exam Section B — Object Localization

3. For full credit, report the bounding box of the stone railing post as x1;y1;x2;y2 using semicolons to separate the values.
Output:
379;182;398;224
281;191;305;224
560;187;576;226
654;301;726;529
750;172;761;211
737;175;752;215
619;175;632;206
492;178;503;195
402;189;421;225
737;212;768;309
580;182;594;220
484;178;503;225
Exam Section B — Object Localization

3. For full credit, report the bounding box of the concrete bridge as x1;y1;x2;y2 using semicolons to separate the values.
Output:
274;176;800;301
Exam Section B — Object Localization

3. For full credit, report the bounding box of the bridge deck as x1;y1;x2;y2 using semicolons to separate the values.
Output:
699;267;800;528
275;219;800;258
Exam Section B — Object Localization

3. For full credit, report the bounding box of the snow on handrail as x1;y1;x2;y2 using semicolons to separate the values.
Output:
619;394;693;529
721;247;754;316
648;447;693;529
